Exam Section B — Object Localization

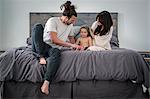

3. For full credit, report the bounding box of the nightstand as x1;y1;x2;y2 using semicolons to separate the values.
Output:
138;51;150;65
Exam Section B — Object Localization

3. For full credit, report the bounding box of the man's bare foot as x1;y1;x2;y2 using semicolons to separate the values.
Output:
39;57;46;65
41;80;49;95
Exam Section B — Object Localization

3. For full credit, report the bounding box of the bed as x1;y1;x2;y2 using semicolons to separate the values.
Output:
0;12;149;99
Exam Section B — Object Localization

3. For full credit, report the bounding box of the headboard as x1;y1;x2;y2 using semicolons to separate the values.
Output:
29;12;119;47
29;12;118;36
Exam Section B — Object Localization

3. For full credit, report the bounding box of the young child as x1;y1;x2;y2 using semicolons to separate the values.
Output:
76;26;93;50
88;11;113;51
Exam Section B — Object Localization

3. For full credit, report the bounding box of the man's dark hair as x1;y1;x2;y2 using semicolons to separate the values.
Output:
60;1;77;18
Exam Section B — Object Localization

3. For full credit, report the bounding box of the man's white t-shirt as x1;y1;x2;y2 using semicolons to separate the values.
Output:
43;17;74;49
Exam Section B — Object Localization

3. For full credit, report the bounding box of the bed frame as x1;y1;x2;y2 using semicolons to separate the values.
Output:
1;80;148;99
0;12;149;99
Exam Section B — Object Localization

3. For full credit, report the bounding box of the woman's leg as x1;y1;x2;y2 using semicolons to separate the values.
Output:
31;24;47;64
41;48;61;95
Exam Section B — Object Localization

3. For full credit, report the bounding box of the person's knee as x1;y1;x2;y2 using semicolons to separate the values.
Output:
32;23;44;37
34;23;43;29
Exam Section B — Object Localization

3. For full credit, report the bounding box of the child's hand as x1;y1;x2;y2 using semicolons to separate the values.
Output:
75;45;84;50
79;46;84;51
70;44;84;50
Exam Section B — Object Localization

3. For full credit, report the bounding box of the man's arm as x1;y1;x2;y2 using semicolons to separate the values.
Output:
68;36;75;44
50;31;81;49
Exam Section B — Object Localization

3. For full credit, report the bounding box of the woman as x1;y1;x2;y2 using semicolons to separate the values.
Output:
88;11;113;51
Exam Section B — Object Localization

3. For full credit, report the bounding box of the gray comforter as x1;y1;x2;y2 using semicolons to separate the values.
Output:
0;46;149;88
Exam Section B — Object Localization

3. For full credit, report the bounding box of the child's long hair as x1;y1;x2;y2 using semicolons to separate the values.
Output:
60;1;77;19
95;11;113;36
80;26;93;38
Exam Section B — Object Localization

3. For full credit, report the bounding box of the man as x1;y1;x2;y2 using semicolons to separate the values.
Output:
31;1;83;95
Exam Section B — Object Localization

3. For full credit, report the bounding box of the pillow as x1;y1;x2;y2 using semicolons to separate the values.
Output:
26;37;32;45
110;30;119;47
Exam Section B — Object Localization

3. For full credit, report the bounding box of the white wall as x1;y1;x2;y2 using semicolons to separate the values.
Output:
1;0;149;51
148;0;150;49
1;0;63;51
0;0;2;50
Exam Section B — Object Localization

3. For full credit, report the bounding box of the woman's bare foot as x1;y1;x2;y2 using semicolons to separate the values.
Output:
41;80;49;95
39;57;46;65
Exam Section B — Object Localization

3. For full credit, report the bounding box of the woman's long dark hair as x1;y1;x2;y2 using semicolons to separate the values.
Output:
95;11;113;36
60;1;77;19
